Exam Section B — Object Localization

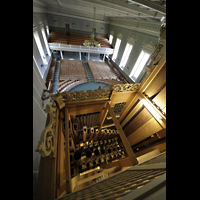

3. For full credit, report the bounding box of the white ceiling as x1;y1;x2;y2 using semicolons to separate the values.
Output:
34;0;166;36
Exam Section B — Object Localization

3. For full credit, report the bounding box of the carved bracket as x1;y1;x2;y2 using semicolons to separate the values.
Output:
35;104;57;157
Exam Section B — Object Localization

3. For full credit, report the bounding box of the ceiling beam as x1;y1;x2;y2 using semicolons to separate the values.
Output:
127;0;166;14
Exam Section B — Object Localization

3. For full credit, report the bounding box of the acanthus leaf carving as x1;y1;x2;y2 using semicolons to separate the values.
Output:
35;104;57;157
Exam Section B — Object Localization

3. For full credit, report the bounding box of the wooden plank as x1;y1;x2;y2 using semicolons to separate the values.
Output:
106;102;138;166
67;102;105;116
65;107;72;193
121;100;143;128
98;103;109;130
127;118;163;146
77;166;120;186
123;107;152;137
138;55;166;94
153;86;166;110
110;91;135;107
119;93;140;123
144;63;166;97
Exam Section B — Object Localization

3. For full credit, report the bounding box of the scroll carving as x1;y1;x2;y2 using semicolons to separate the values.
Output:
35;104;57;157
112;83;140;92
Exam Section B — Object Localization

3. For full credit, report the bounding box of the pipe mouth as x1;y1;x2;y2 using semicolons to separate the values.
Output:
74;151;82;160
86;150;92;158
87;163;90;168
101;149;105;154
94;149;99;156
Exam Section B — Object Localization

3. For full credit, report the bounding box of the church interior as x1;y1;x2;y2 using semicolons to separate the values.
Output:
33;0;166;199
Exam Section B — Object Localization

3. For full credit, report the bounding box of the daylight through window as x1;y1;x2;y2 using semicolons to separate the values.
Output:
119;43;133;69
112;38;121;61
33;30;48;65
130;50;150;80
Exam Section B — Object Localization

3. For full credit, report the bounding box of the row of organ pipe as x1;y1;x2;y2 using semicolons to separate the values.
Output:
65;112;124;175
71;137;125;173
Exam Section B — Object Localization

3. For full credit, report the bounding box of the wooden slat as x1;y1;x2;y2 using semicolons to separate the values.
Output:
106;102;138;166
127;118;163;146
123;107;153;137
144;63;166;97
64;107;72;193
152;86;166;109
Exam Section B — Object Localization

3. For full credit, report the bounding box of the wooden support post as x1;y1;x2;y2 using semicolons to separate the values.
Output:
106;102;138;166
65;107;72;193
97;102;109;131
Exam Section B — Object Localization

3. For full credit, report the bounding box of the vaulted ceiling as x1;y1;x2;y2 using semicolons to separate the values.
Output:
33;0;166;36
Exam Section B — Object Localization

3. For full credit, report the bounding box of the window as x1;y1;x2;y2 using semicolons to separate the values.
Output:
41;25;51;56
130;50;151;80
33;30;48;65
109;35;113;45
112;38;121;61
119;43;133;69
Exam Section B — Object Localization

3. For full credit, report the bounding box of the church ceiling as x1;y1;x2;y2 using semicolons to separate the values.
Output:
34;0;166;36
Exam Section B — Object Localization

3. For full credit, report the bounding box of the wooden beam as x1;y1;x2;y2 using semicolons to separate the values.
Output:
106;102;138;166
97;102;109;130
65;107;72;193
119;93;140;124
77;166;121;186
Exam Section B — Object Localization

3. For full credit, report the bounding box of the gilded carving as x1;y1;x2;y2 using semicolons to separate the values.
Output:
60;89;112;102
112;83;140;92
35;104;57;157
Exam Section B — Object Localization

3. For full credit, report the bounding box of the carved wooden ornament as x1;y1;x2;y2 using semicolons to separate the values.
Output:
35;104;57;157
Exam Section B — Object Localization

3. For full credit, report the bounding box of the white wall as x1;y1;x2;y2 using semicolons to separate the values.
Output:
47;13;109;37
108;24;159;82
33;12;51;194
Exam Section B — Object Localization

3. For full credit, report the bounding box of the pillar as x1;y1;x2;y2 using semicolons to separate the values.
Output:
103;54;106;61
79;52;81;60
88;53;90;61
60;51;63;59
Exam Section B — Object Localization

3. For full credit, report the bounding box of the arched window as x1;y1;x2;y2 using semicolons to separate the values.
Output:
112;33;122;61
119;37;135;69
130;43;154;81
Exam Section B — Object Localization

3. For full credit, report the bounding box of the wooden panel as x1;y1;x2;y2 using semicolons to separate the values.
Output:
65;107;72;193
127;118;163;146
68;102;105;116
134;142;166;157
153;86;166;109
124;107;153;137
145;63;166;97
110;91;135;106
